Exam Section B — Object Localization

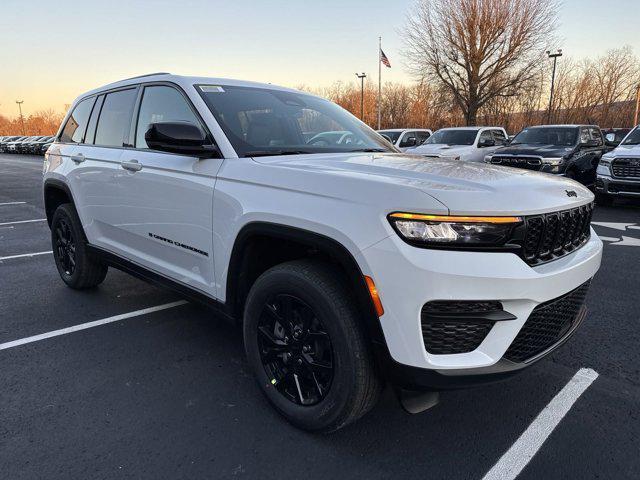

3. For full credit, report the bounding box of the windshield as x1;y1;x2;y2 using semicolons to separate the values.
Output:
197;85;395;157
424;129;478;146
621;127;640;145
512;127;578;146
378;130;401;142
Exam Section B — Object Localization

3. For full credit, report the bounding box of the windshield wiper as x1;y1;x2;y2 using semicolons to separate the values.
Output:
348;148;388;153
623;141;640;145
244;149;313;157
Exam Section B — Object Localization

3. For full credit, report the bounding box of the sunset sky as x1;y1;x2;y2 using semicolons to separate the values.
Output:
1;0;639;117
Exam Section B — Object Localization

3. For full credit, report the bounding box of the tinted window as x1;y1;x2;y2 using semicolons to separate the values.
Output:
588;127;603;146
199;85;392;157
94;89;137;147
425;129;479;146
416;131;431;143
512;127;578;146
59;97;96;143
492;130;507;145
479;130;493;144
135;86;202;149
399;132;418;148
378;130;401;142
622;127;640;145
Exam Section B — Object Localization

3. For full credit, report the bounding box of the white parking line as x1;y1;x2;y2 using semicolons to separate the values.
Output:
0;218;46;226
0;300;188;351
0;251;53;261
482;368;598;480
0;201;27;206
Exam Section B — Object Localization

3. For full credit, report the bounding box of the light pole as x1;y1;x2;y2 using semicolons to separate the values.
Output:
634;83;640;126
16;100;25;135
546;49;562;124
355;73;367;120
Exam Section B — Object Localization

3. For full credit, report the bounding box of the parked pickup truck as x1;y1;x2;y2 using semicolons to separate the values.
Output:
43;74;602;432
406;127;508;162
485;124;606;186
595;125;640;205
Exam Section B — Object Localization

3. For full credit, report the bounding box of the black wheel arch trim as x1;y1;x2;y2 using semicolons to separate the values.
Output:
226;221;387;340
43;178;77;227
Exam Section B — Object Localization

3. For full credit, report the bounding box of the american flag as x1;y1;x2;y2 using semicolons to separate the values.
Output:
380;49;391;68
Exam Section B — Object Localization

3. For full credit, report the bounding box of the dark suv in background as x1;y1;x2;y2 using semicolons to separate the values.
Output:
485;125;606;186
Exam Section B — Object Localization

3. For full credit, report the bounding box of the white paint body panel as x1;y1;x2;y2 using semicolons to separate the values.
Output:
407;127;507;162
44;74;603;372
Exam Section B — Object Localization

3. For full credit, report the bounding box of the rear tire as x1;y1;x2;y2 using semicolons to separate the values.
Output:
243;260;382;433
51;203;108;289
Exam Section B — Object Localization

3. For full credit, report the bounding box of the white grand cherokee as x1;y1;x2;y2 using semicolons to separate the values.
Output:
43;73;602;432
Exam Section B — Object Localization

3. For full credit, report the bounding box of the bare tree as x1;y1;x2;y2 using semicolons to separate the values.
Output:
402;0;559;125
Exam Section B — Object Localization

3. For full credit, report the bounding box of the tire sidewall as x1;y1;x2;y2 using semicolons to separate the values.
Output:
51;204;88;287
243;267;361;431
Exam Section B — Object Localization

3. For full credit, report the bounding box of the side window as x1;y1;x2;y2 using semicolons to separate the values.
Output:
492;130;507;145
94;89;137;147
579;128;590;144
589;127;603;146
399;131;418;148
84;95;104;145
416;131;430;144
135;86;203;149
478;130;493;145
59;97;96;143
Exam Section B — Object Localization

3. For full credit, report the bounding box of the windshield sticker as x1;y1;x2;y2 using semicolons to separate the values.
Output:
199;85;225;93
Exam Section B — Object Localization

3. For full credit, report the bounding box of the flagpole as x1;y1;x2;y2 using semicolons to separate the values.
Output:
377;36;382;129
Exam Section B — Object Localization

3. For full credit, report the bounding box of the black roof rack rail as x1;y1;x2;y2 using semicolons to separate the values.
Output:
120;72;171;81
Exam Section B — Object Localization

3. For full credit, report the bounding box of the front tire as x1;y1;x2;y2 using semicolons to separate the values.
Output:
243;260;382;433
51;203;108;289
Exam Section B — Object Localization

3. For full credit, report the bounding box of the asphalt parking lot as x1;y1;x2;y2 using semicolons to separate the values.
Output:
1;153;639;479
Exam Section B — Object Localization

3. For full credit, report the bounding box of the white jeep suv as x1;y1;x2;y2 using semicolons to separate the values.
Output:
43;73;602;432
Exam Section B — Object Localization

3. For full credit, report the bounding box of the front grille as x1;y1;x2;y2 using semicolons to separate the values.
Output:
609;183;640;194
490;156;543;171
504;281;590;363
521;203;593;266
612;158;640;178
421;301;503;354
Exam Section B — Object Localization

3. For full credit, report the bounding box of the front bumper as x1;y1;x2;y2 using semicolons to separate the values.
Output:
361;229;602;386
596;173;640;197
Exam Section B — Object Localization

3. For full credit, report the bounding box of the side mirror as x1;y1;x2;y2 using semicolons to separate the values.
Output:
478;138;495;148
401;136;418;147
145;122;217;157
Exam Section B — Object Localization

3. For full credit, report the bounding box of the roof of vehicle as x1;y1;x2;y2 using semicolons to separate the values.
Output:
436;126;501;130
377;128;432;132
79;73;307;102
526;124;596;128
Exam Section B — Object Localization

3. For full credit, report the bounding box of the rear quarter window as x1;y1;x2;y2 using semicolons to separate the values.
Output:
59;97;97;143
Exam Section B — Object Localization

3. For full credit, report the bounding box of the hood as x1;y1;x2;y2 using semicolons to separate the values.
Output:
608;144;640;157
492;143;575;158
253;152;594;216
406;144;473;157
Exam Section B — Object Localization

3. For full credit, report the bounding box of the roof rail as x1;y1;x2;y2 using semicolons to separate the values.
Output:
120;72;171;81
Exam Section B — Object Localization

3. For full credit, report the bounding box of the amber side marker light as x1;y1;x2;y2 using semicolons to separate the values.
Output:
364;276;384;317
389;213;522;224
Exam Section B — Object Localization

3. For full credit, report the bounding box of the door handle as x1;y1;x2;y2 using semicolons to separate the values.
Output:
121;159;142;172
70;153;85;164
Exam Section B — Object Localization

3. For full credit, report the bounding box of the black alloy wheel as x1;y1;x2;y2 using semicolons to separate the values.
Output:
258;293;334;406
55;217;76;276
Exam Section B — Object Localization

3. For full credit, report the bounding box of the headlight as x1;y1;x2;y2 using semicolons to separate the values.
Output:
599;156;612;166
388;213;522;247
542;157;563;166
484;155;492;163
